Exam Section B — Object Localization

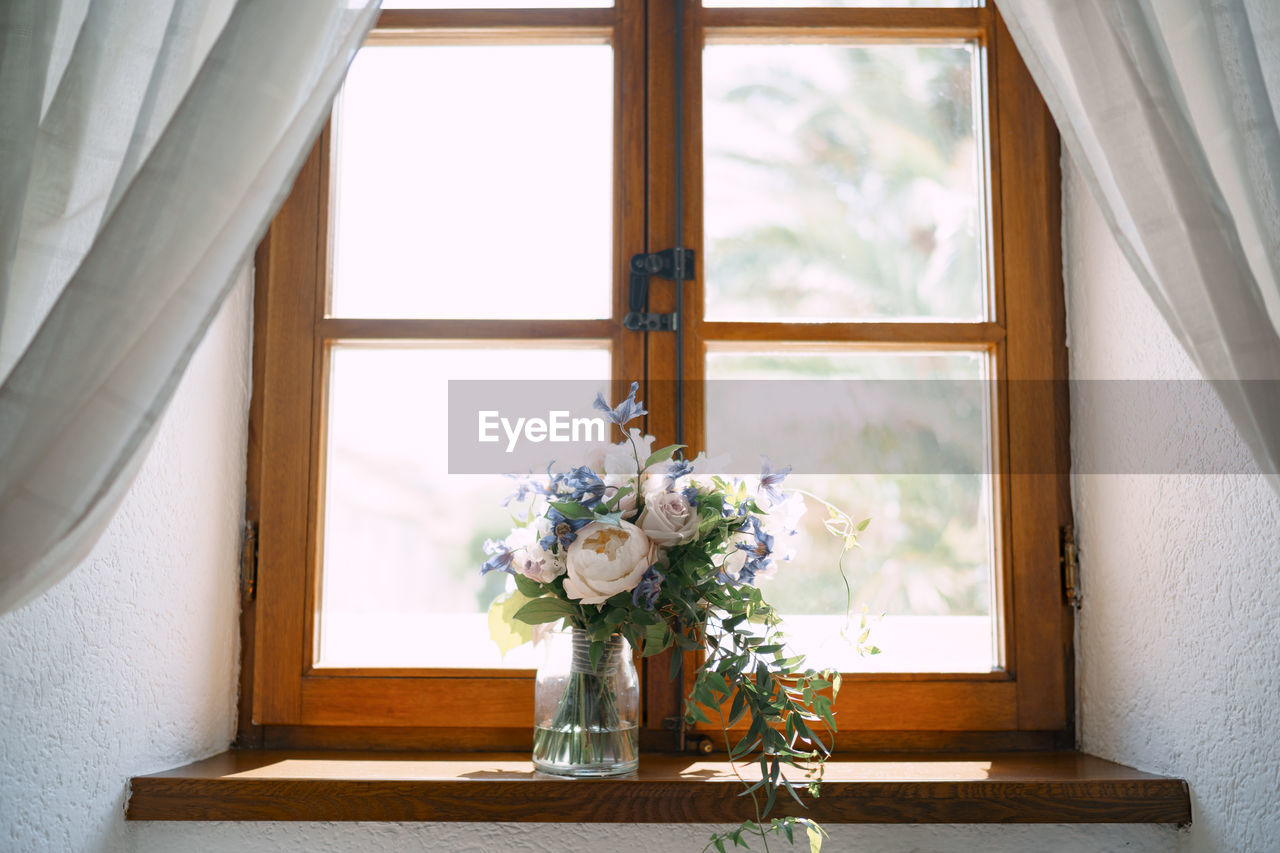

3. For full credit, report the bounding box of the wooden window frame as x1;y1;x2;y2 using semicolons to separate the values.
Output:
238;1;1071;754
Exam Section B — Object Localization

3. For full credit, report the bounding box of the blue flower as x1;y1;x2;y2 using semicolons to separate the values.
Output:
681;485;700;507
736;517;774;555
631;565;665;610
758;457;792;505
594;381;647;427
542;461;566;496
540;507;591;550
561;465;606;507
480;539;516;575
663;458;694;490
734;517;775;585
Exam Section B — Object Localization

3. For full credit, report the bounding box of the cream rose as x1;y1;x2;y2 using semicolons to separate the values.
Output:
563;520;655;605
638;491;699;546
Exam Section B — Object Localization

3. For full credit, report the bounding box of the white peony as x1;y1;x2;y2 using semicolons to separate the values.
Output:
638;491;699;546
563;520;656;605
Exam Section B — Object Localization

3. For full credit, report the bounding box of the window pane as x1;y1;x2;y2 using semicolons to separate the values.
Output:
705;350;996;672
704;43;986;322
318;344;610;668
703;1;978;7
381;1;609;6
331;45;613;319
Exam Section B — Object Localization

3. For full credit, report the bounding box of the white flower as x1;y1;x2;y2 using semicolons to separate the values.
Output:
605;429;655;476
563;520;656;605
717;532;753;578
768;491;806;531
586;429;654;477
763;492;806;563
584;444;609;473
513;546;565;584
638;491;699;546
506;526;565;583
642;449;729;495
505;526;538;550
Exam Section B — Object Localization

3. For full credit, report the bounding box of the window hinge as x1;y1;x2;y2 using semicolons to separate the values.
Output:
1060;523;1081;609
624;248;694;332
241;520;258;601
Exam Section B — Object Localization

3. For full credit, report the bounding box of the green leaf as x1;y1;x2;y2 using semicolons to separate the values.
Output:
644;444;685;468
602;484;634;511
511;573;545;598
642;622;672;656
729;737;761;760
592;509;624;527
814;697;837;731
685;702;712;725
781;777;808;810
668;647;684;681
589;639;605;671
727;687;749;727
672;631;700;651
550;500;592;519
512;597;576;625
486;590;534;658
807;822;823;853
604;590;633;607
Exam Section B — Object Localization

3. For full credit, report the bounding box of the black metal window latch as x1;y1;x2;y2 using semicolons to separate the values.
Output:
624;248;694;331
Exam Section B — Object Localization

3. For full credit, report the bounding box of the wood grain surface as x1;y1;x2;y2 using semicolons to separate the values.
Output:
127;750;1190;825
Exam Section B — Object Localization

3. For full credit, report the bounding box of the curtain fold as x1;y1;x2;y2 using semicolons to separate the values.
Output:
996;0;1280;491
0;0;381;614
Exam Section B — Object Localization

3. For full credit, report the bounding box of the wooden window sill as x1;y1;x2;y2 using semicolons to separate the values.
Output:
127;750;1190;825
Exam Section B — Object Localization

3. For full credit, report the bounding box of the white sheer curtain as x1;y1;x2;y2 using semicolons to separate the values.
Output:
996;0;1280;489
0;0;380;613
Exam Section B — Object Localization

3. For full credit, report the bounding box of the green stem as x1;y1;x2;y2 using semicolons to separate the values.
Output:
533;632;636;774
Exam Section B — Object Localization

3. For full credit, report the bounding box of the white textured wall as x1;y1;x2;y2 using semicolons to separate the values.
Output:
1065;155;1280;853
0;273;250;853
129;822;1170;852
9;159;1280;852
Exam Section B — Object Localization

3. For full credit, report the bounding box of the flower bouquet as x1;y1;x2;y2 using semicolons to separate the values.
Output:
481;383;873;851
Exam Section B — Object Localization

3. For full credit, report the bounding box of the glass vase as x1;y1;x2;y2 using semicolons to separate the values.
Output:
532;627;639;777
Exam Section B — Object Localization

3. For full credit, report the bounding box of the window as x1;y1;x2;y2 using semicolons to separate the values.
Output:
242;0;1071;752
